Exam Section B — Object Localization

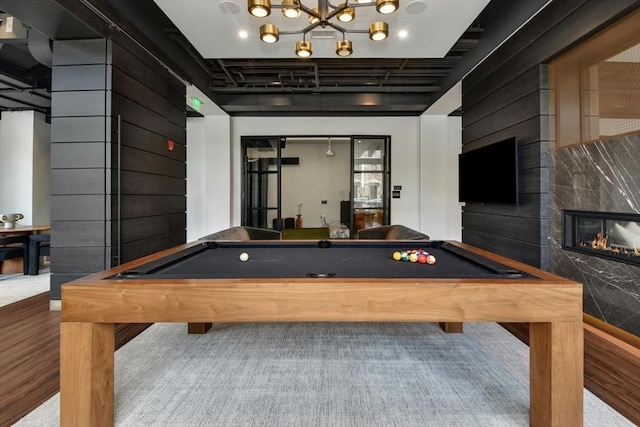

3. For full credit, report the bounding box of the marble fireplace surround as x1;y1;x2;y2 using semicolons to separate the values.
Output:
549;134;640;337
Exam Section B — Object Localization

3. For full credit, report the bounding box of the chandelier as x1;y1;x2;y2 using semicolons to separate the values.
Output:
247;0;399;57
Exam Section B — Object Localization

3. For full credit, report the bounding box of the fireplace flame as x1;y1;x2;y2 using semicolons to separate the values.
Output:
589;232;608;249
580;231;640;260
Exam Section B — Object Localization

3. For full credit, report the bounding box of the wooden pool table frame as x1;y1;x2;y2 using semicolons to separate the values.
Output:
60;240;584;427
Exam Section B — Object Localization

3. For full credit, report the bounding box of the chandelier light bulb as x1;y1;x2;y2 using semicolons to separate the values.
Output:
369;21;388;41
337;6;355;22
336;39;353;56
308;7;320;24
259;24;279;43
376;0;398;14
295;40;313;57
281;0;301;18
248;0;271;17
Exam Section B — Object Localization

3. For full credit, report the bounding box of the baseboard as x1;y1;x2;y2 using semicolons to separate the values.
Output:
49;300;61;311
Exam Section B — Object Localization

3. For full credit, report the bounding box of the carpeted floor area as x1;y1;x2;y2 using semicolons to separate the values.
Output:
13;322;632;427
0;268;50;307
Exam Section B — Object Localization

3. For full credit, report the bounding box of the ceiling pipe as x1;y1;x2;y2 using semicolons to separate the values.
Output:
222;61;320;87
216;59;239;87
27;29;52;67
208;85;440;93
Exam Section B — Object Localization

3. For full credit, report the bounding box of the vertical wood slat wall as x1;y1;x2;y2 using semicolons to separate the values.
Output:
50;34;186;299
460;0;640;268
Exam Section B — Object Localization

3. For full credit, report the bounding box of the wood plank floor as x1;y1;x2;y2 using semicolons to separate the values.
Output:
0;293;150;427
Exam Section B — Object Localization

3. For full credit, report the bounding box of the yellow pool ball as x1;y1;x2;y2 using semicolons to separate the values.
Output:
392;251;402;261
408;253;418;263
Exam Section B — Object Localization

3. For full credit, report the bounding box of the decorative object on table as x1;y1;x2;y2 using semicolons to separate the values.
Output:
0;213;24;229
296;203;303;228
329;224;350;239
326;138;335;157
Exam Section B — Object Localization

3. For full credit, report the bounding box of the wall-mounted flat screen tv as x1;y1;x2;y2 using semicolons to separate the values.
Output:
458;137;518;204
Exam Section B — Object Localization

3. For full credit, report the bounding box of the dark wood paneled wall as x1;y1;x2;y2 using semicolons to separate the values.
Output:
461;0;640;268
109;31;186;264
463;0;640;421
50;39;111;299
50;34;186;299
462;65;549;267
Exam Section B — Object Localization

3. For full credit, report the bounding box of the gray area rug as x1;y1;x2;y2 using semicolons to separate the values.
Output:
14;322;631;426
0;269;50;307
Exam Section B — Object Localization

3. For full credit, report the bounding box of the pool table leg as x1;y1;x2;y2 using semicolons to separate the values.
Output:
439;322;463;333
188;322;212;334
529;321;583;427
60;322;115;427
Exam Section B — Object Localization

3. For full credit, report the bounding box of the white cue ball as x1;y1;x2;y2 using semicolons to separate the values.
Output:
239;252;249;262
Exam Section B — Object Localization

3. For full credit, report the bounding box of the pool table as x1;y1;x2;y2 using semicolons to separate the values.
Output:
60;240;584;427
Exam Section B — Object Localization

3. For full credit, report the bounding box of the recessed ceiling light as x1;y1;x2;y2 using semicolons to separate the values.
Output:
406;0;427;15
219;1;241;14
398;30;408;38
239;30;248;39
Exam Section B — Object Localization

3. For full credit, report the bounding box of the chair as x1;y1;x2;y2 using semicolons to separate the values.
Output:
356;225;430;240
198;226;282;241
28;233;50;275
0;235;29;275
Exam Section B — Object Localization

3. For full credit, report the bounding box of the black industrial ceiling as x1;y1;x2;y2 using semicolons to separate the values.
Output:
0;0;551;117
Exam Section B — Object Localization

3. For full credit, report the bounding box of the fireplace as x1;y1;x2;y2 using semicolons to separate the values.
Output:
563;210;640;266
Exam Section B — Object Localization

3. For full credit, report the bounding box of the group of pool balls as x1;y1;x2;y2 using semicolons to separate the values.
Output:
392;249;436;265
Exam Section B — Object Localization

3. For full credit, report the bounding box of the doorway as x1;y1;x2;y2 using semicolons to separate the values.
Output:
241;135;390;237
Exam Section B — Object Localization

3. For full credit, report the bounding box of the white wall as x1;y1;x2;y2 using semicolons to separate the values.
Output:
280;140;351;227
0;111;50;225
186;115;231;241
419;115;462;240
231;117;424;232
32;112;51;224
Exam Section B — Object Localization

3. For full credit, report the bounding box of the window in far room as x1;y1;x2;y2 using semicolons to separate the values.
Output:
550;8;640;148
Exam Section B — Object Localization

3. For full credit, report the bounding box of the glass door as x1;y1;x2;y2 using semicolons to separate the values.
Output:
241;135;390;235
241;137;281;229
351;136;391;235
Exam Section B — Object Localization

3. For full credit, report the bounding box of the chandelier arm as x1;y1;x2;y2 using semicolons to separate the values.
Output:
348;3;377;9
279;21;322;36
296;2;320;19
324;2;348;21
324;21;347;33
339;29;369;34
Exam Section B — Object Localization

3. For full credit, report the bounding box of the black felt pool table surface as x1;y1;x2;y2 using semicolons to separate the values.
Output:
119;241;528;279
